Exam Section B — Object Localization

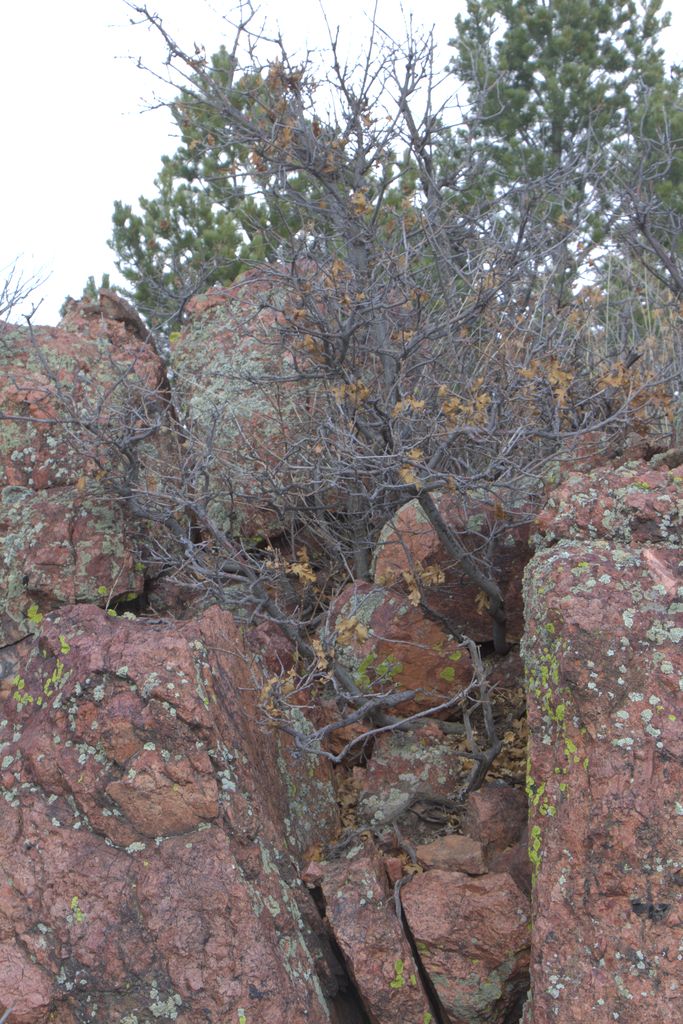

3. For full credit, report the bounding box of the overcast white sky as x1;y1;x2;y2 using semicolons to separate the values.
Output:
1;0;681;324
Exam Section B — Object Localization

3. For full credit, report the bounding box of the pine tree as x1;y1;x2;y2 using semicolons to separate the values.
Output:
452;0;671;177
109;47;303;331
449;0;676;297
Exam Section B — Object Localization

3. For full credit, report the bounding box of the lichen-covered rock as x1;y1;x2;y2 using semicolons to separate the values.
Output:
401;869;530;1024
522;460;682;1024
354;728;468;839
0;604;340;1023
325;581;472;716
319;846;434;1024
0;294;163;641
373;492;531;642
172;266;319;539
536;460;682;545
0;484;142;645
0;293;162;492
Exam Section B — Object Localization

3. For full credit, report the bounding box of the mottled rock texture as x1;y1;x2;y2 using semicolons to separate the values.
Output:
460;781;528;858
0;605;340;1023
172;266;318;538
325;581;472;716
318;846;433;1024
354;728;468;836
9;285;679;1024
522;460;682;1024
459;783;531;898
416;835;487;875
0;293;161;642
373;492;531;642
401;869;530;1024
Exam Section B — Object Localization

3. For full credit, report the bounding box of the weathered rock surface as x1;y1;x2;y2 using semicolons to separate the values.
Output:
401;869;530;1024
486;827;532;898
536;460;681;544
354;728;468;836
0;294;162;642
9;285;681;1024
373;493;531;642
318;846;434;1024
416;835;487;875
0;484;142;645
460;781;528;857
326;581;472;716
522;460;683;1024
0;604;341;1023
173;266;318;538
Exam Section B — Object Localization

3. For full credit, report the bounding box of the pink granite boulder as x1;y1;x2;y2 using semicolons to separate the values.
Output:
172;265;319;539
416;834;487;875
373;492;532;642
0;604;340;1023
522;460;682;1023
319;846;434;1024
460;781;528;857
0;293;163;642
401;869;530;1024
354;728;471;836
325;581;472;717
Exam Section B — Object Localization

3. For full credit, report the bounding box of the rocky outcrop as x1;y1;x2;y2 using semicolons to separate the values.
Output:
0;294;161;642
325;581;472;716
0;605;341;1023
0;593;529;1023
318;846;433;1024
373;492;532;642
172;266;318;538
401;869;530;1024
522;460;682;1024
1;290;534;1024
302;781;532;1024
7;284;680;1024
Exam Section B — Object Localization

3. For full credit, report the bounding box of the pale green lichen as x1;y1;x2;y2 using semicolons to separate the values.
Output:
68;896;85;924
390;958;406;989
529;825;543;884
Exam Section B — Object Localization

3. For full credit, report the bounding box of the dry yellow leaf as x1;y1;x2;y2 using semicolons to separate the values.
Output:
420;565;445;587
336;614;369;645
289;547;316;584
336;614;358;645
311;637;329;671
401;571;421;606
598;365;629;389
399;465;420;487
442;395;465;422
393;397;426;416
350;190;370;214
